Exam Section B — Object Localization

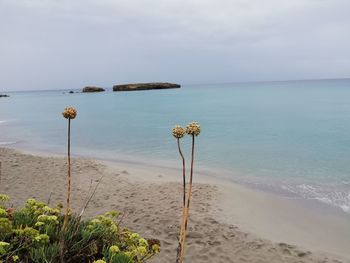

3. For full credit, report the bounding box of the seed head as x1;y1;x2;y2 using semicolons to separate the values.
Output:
172;125;185;139
62;107;77;119
186;122;201;136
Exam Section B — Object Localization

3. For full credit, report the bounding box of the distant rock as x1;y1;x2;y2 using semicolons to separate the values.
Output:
113;82;181;92
69;91;75;94
82;86;105;93
0;94;9;98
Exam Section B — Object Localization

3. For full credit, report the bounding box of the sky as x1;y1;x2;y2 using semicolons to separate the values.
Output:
0;0;350;91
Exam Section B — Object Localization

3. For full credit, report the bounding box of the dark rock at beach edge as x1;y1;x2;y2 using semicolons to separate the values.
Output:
0;94;9;98
113;82;181;92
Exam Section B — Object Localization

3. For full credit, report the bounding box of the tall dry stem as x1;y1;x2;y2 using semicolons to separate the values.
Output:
60;107;76;263
61;107;76;231
63;118;71;231
180;134;195;261
175;138;186;263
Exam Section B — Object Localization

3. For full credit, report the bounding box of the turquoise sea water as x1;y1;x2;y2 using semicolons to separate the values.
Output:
1;79;350;213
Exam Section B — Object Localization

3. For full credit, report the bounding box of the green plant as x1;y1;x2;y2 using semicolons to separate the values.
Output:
0;195;160;263
29;243;60;263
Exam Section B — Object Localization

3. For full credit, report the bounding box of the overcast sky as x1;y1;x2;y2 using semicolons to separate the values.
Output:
1;0;349;91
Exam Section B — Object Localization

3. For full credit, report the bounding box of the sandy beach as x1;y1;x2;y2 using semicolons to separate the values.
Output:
0;147;349;263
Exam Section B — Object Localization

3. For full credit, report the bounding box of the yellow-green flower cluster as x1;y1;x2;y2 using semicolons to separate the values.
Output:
36;214;59;225
98;230;158;262
94;245;150;263
172;125;186;139
109;245;120;254
24;199;47;215
92;260;106;263
34;234;50;244
14;227;39;239
62;107;77;119
130;232;140;240
86;211;119;235
0;242;9;255
13;226;49;245
135;246;148;256
139;238;148;247
0;218;12;239
119;231;157;260
0;195;9;203
186;122;201;136
0;195;9;210
0;208;7;217
23;199;61;218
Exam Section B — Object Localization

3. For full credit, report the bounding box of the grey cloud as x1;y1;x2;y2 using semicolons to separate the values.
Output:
0;0;349;91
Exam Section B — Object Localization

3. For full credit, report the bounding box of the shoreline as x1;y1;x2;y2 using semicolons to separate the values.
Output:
1;147;350;262
8;143;350;214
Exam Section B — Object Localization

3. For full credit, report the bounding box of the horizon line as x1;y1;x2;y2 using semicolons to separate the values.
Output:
2;77;350;93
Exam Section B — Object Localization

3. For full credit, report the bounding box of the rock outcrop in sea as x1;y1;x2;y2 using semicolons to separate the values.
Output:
113;82;181;92
82;86;105;93
0;94;9;97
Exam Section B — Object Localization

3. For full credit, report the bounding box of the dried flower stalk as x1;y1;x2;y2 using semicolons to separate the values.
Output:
180;134;194;261
62;107;77;231
173;122;200;263
173;125;186;263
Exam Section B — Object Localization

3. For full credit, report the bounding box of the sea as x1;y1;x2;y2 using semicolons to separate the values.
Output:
1;79;350;213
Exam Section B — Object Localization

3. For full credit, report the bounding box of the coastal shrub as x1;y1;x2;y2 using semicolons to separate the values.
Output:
0;195;160;263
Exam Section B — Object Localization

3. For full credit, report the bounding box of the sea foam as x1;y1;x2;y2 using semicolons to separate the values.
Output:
286;183;350;214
